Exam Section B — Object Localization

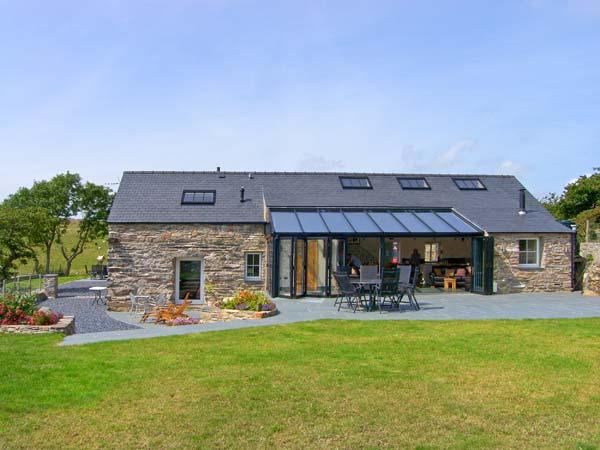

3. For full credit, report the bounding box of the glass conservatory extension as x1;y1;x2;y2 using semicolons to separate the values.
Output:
268;208;492;298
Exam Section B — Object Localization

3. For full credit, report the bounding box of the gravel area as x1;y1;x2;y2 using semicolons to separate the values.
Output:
39;279;139;334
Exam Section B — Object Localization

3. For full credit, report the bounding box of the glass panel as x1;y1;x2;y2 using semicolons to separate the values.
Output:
340;177;370;188
321;211;354;233
415;212;456;233
278;240;292;295
344;212;380;233
295;239;305;296
455;178;485;189
179;260;201;300
306;239;327;295
369;212;408;233
519;240;527;251
182;192;195;203
398;178;428;189
436;212;478;233
246;253;260;278
330;239;345;295
392;212;431;233
296;211;328;233
271;211;302;233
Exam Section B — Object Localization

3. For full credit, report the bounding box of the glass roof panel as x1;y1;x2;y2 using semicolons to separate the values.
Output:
271;211;302;233
320;211;354;233
414;212;456;233
368;212;408;233
343;212;380;233
436;211;479;233
296;211;328;233
392;212;431;233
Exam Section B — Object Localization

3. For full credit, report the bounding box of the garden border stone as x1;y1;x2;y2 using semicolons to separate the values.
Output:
0;316;75;335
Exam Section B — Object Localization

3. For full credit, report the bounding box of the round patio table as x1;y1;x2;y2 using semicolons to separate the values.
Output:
352;279;381;311
89;286;107;305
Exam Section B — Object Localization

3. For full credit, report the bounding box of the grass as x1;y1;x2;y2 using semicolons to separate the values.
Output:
1;319;599;449
16;220;108;276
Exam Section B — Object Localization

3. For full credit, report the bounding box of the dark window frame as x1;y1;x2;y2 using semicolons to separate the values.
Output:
181;190;217;205
339;176;372;189
397;177;431;190
452;178;487;190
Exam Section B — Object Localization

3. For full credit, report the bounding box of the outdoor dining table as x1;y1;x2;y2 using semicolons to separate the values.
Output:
89;286;108;305
351;279;381;311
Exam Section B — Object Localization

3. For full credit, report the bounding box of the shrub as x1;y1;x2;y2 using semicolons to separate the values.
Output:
0;293;62;326
28;309;63;326
217;290;276;312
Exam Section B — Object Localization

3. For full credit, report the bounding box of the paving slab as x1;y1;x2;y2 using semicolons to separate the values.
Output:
61;291;600;346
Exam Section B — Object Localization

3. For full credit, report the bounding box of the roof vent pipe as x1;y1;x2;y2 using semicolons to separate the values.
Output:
240;186;245;202
248;172;254;179
518;188;527;215
217;166;220;172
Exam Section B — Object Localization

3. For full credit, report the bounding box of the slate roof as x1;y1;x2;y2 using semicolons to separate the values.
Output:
108;171;571;234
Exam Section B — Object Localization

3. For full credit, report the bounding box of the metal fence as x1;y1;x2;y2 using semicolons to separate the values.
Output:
1;274;44;296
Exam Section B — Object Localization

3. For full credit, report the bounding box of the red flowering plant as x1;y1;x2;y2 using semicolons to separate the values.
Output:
0;293;62;326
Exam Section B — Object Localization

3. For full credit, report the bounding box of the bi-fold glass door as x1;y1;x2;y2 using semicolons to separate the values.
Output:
276;237;346;298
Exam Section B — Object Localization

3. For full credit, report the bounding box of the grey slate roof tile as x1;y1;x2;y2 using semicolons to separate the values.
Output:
108;171;571;233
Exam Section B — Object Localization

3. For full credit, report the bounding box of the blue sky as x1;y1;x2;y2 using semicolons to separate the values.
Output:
1;0;599;199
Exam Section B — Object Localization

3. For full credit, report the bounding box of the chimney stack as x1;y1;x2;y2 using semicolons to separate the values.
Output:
518;188;527;215
240;186;245;202
216;166;220;172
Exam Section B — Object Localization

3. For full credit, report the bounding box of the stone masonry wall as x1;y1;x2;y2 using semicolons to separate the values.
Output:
493;233;572;293
107;223;268;311
580;242;600;296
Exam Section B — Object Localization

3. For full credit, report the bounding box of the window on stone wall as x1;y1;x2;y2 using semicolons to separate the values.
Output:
518;238;540;267
245;253;262;280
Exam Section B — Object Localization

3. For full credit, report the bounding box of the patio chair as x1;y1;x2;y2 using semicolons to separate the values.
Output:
399;266;420;311
129;293;148;315
377;269;400;313
142;294;191;323
360;265;378;282
333;272;365;313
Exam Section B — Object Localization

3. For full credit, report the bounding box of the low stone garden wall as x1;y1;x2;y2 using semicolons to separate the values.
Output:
0;316;75;335
580;243;600;296
193;307;278;324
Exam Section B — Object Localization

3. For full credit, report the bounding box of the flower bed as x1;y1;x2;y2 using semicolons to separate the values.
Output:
215;290;277;318
0;292;66;333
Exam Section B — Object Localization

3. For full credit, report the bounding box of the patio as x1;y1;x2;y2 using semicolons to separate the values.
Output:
61;289;600;345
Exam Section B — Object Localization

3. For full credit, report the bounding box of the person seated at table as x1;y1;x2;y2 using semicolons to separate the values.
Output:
347;253;361;277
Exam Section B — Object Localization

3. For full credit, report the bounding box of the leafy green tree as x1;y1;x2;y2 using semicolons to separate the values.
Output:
59;182;113;276
558;168;600;219
4;173;80;273
0;206;38;279
541;168;600;220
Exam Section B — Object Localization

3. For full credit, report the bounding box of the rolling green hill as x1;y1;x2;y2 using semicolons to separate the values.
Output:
16;220;108;276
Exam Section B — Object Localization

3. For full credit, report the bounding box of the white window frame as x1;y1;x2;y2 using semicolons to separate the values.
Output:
175;257;204;304
517;238;541;268
245;252;262;281
424;242;440;263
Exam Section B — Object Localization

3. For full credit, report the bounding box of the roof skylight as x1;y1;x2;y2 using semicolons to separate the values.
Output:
453;178;486;190
339;176;372;189
181;190;216;204
397;177;430;190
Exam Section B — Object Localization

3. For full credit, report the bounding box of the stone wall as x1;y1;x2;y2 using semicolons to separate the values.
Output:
0;316;75;335
580;242;600;296
107;223;268;311
493;233;572;293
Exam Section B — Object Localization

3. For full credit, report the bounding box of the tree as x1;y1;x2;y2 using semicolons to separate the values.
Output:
59;182;113;276
540;168;600;220
4;173;81;273
558;168;600;219
0;206;39;280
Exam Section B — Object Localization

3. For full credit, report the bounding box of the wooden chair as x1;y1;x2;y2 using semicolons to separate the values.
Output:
141;293;191;323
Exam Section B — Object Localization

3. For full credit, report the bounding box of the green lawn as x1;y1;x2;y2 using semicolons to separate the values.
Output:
16;220;107;276
1;319;599;449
